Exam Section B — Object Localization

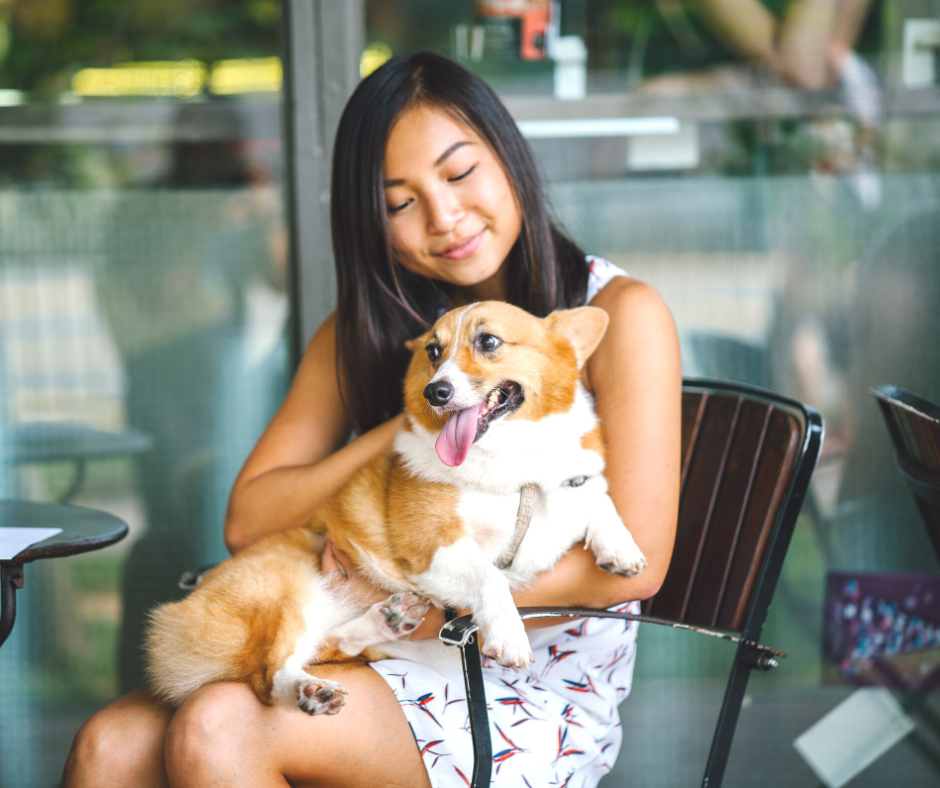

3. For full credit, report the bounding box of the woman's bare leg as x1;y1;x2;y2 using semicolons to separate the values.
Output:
165;663;432;788
63;687;173;788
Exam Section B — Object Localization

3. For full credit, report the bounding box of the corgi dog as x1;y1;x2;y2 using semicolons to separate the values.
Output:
145;301;646;716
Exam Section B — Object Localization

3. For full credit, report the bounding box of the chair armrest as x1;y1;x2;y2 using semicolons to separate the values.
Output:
439;606;787;663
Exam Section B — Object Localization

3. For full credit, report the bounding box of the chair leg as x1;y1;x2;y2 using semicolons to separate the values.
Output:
701;646;755;788
460;633;493;788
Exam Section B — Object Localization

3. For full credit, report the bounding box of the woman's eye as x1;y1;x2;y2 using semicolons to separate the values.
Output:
479;334;501;352
387;199;411;215
448;165;476;182
426;343;442;362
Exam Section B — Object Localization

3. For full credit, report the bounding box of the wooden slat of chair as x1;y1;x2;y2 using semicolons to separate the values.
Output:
911;498;940;566
717;407;801;631
650;392;741;623
686;398;773;630
872;384;940;563
645;393;802;633
907;411;940;471
680;389;707;488
874;385;940;471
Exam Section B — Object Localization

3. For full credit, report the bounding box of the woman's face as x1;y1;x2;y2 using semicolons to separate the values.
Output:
383;104;522;304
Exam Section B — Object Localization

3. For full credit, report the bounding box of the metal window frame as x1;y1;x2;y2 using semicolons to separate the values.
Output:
280;0;364;367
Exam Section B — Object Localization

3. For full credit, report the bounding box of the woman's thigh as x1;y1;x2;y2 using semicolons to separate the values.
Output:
165;662;432;788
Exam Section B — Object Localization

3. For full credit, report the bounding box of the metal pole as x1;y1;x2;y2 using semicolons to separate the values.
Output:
280;0;364;367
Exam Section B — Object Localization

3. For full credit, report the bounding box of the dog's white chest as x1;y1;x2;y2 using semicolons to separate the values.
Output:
455;479;606;581
455;490;520;561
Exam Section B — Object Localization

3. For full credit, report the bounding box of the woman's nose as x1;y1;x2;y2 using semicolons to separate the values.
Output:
425;188;462;234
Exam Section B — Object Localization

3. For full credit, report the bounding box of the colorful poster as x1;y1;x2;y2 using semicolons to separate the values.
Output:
823;571;940;691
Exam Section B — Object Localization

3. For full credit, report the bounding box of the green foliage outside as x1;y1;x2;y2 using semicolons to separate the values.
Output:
0;0;281;96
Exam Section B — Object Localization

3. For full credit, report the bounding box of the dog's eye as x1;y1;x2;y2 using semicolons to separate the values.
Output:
426;343;442;362
479;334;502;352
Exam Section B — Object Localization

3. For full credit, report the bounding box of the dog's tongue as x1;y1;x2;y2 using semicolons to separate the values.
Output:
435;404;483;466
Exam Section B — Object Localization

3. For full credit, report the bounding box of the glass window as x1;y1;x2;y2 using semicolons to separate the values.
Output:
364;2;940;786
0;3;288;784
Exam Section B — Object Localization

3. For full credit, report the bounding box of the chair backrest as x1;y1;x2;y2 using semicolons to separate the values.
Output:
871;383;940;562
644;379;823;642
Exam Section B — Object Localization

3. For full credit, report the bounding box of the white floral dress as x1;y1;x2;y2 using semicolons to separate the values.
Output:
371;257;638;788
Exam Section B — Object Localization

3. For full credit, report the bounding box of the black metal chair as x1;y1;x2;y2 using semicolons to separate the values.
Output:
440;379;824;788
871;383;940;564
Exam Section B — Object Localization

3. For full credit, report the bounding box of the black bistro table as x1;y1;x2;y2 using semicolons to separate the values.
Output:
1;500;129;647
10;424;152;502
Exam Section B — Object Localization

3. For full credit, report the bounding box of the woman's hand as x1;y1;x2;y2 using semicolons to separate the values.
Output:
224;312;406;553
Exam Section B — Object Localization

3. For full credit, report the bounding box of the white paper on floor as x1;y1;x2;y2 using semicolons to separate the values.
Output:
0;527;62;560
793;687;915;788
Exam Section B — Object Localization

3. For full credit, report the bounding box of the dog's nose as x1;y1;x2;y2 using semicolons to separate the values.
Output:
424;379;454;407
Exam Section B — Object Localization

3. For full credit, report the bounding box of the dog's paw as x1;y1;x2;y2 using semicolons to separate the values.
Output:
375;593;430;639
481;617;533;669
595;539;648;578
296;677;350;716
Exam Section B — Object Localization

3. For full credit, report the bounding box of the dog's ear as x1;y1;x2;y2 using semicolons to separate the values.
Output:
546;307;609;369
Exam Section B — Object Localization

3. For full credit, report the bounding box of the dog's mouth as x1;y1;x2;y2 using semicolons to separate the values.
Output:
435;381;523;467
477;381;523;439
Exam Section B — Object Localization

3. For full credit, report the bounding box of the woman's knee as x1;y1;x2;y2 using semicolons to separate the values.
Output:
165;682;264;779
64;691;171;788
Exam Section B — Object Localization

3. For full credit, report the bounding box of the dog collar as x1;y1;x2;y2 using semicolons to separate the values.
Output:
496;476;591;569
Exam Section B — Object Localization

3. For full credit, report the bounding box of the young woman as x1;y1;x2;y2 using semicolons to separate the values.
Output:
64;51;681;788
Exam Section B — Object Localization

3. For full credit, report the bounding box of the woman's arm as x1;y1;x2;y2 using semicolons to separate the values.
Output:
580;276;682;602
224;312;403;554
505;277;681;613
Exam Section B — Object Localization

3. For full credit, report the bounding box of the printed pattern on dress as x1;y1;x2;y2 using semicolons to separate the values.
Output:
371;600;640;788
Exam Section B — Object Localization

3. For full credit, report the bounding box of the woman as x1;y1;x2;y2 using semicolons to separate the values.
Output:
64;51;681;788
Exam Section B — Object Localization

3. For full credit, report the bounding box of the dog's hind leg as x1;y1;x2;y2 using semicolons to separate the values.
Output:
265;591;358;716
275;592;430;715
333;592;430;657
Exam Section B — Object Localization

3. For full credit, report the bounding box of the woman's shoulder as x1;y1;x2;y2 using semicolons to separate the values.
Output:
585;255;630;305
585;264;676;350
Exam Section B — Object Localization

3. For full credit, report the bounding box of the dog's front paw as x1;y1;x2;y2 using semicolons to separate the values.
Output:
296;677;350;716
481;616;533;669
594;538;648;578
375;592;430;639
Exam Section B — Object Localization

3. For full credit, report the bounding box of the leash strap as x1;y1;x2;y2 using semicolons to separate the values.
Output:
494;476;594;570
496;483;538;569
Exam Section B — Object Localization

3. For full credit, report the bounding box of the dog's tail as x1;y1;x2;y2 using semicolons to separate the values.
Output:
144;599;247;706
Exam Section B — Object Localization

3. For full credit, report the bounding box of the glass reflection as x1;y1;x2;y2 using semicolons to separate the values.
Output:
0;2;287;784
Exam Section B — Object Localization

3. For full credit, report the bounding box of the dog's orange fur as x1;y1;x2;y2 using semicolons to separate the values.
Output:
580;425;606;455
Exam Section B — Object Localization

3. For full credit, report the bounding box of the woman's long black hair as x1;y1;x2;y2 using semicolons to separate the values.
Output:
331;51;588;433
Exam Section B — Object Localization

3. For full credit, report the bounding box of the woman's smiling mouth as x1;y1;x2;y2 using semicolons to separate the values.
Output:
437;230;484;261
